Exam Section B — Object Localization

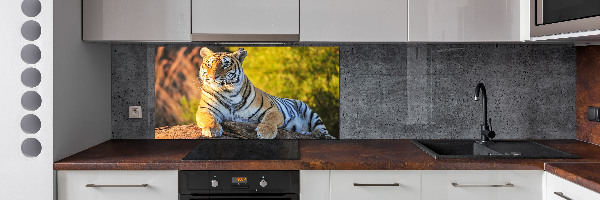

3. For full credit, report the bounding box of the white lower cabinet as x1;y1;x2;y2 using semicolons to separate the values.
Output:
57;170;178;200
422;170;543;200
300;170;330;200
545;172;600;200
57;169;600;200
330;170;421;200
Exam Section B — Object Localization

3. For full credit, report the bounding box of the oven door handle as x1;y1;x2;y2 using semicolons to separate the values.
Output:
210;196;297;199
180;194;298;200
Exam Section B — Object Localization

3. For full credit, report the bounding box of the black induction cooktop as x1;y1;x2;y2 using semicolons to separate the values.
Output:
182;140;300;160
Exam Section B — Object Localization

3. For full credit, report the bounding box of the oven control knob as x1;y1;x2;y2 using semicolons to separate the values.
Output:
259;179;267;187
211;180;219;188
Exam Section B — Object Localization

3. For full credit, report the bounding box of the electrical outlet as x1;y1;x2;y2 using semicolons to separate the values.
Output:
589;106;600;122
129;106;142;119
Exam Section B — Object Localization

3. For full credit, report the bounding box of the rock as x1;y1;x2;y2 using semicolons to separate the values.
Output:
155;121;335;139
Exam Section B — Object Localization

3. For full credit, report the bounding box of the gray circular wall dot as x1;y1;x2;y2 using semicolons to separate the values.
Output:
21;91;42;111
21;114;41;134
21;44;41;64
21;68;41;88
21;138;42;157
21;20;41;41
21;0;41;17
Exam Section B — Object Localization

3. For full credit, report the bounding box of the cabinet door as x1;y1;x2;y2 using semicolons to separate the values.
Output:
57;170;178;200
300;0;408;42
300;170;330;200
545;172;600;200
83;0;191;41
330;170;420;200
422;170;542;200
191;0;299;41
409;0;529;42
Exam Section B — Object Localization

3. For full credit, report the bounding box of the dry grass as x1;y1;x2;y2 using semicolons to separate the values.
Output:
155;47;231;128
155;47;203;127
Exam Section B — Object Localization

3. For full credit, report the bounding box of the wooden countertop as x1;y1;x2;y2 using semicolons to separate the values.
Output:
545;162;600;194
54;140;600;193
54;139;600;171
54;139;600;195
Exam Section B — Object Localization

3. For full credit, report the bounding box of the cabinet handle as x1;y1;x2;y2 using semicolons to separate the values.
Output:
353;183;400;186
451;183;514;188
86;184;149;188
554;192;573;200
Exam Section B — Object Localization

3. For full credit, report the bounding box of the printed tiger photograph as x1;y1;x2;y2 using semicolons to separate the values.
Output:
154;46;339;139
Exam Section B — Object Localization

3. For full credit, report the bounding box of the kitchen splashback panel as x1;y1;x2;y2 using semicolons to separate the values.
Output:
154;46;339;139
112;44;576;139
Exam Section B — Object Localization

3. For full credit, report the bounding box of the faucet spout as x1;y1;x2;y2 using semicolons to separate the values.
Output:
474;83;495;142
474;83;488;130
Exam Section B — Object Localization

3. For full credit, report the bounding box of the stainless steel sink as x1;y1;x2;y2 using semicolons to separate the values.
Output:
412;140;579;159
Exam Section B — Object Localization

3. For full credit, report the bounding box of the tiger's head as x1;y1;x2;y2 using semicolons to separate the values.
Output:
198;47;247;89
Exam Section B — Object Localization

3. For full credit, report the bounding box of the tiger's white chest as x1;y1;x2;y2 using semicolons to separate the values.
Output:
224;108;260;123
219;88;261;123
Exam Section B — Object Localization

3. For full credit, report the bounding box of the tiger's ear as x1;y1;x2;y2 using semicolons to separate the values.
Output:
232;48;247;63
199;47;214;58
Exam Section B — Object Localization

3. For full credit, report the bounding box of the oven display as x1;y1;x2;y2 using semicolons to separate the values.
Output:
232;177;247;184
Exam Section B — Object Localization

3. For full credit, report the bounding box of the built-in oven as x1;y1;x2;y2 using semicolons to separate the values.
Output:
179;171;299;200
531;0;600;37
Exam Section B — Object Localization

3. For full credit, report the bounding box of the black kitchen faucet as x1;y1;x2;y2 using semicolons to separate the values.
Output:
474;83;495;143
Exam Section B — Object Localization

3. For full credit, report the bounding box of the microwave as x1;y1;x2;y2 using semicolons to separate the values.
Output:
531;0;600;38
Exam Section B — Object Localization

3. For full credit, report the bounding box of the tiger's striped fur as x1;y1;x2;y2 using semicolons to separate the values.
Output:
196;47;330;139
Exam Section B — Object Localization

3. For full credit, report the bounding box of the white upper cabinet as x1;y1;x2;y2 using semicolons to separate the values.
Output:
191;0;300;41
81;0;530;42
409;0;530;42
83;0;191;41
300;0;408;42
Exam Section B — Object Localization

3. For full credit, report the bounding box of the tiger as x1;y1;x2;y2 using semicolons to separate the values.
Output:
195;47;330;139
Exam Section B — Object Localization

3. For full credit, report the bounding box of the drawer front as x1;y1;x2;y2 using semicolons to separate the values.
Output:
57;170;178;200
546;172;600;200
330;170;421;200
422;170;542;200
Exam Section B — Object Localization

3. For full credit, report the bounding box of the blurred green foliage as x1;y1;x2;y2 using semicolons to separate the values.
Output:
179;96;201;126
178;47;340;138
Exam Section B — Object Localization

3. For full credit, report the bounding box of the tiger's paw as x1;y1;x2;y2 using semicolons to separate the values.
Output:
310;128;334;139
309;128;327;136
255;124;277;139
201;124;223;138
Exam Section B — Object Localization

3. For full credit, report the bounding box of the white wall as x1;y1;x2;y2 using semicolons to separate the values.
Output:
0;0;110;199
0;0;54;199
53;0;111;162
